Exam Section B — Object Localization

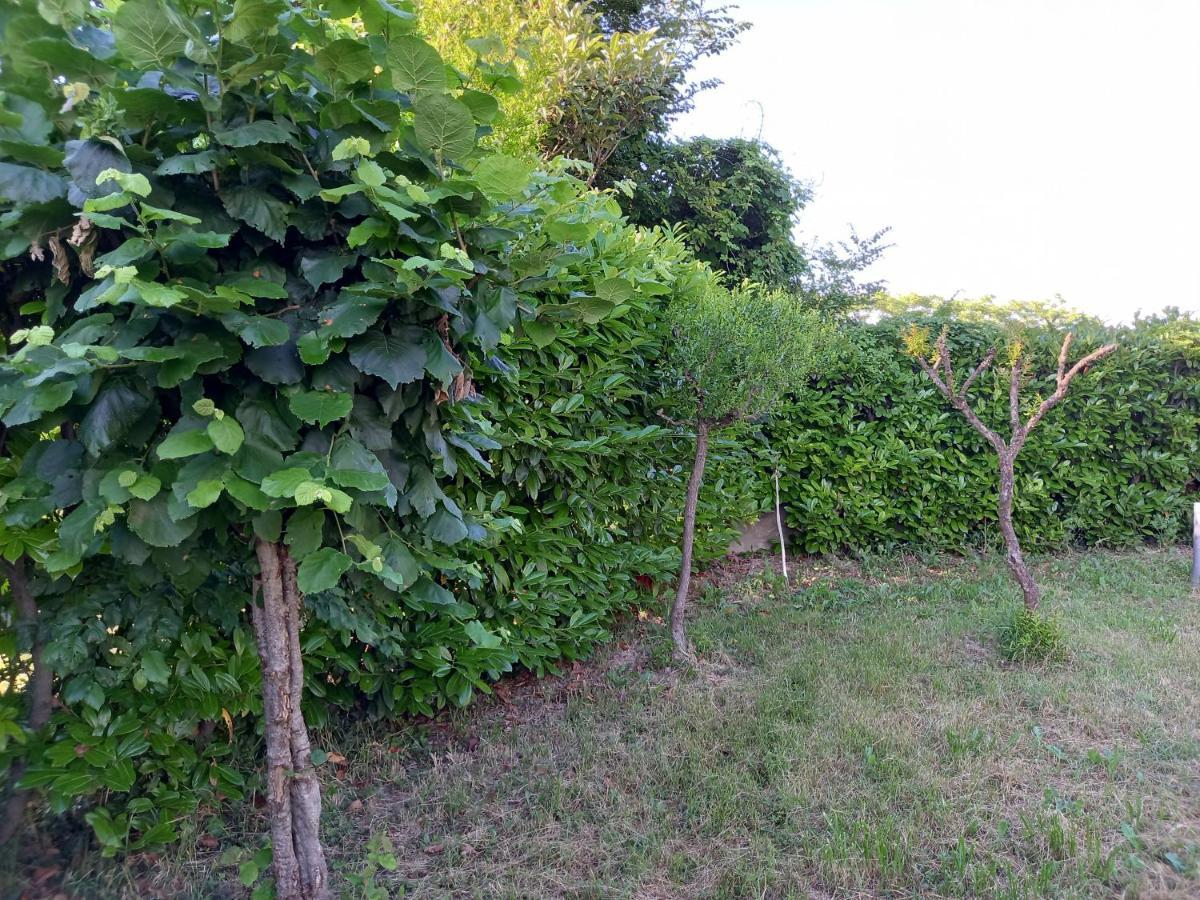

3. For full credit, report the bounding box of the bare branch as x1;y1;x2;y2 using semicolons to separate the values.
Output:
1023;343;1118;437
960;347;996;398
916;355;1006;453
1055;332;1074;386
934;331;955;395
1009;357;1022;431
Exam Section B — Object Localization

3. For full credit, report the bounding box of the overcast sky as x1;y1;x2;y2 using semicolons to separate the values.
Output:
672;0;1200;322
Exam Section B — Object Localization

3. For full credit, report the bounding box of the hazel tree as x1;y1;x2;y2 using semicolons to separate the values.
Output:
905;328;1117;610
660;281;831;660
0;0;563;894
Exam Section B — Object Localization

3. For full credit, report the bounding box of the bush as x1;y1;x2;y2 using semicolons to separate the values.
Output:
998;606;1066;663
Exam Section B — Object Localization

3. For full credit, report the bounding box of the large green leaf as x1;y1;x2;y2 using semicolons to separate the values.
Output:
296;547;352;593
80;381;152;457
0;162;67;203
413;95;476;162
127;495;198;547
300;251;357;289
315;38;375;86
348;329;427;389
207;416;245;454
214;120;296;148
224;0;286;44
387;35;445;93
221;312;291;348
112;0;188;67
289;390;353;428
157;427;214;459
473;155;532;202
317;292;388;338
220;188;291;242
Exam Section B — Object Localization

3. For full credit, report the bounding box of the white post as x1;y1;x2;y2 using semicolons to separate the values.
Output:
774;470;788;584
1192;502;1200;594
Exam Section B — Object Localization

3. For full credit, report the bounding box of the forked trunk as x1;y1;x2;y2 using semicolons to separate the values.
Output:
996;451;1040;610
251;539;329;900
0;558;53;849
670;420;709;662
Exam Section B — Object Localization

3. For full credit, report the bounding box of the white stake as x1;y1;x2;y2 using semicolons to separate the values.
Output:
774;470;788;584
1192;502;1199;594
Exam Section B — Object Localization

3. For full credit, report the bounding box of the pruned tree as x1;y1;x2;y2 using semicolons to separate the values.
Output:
906;329;1117;609
661;282;832;661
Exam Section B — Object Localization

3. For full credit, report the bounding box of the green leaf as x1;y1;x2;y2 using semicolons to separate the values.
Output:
128;474;162;501
157;428;214;459
37;0;86;26
460;89;499;124
222;312;291;348
318;292;388;338
296;547;353;594
221;188;291;242
289;390;353;428
413;95;476;162
387;35;445;94
224;0;286;44
348;329;427;389
300;251;357;289
594;277;634;305
208;417;245;455
214;120;296;148
155;151;222;176
140;650;171;685
463;620;503;649
332;137;371;161
424;508;468;544
225;475;270;510
81;382;152;457
297;331;332;366
112;0;188;67
128;495;198;547
186;479;224;508
473;155;532;202
422;332;463;383
522;320;557;349
238;860;260;888
315;38;375;86
0;162;67;203
261;467;313;498
329;437;390;491
285;507;325;556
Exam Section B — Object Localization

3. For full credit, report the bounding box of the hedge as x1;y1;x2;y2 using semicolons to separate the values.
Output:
769;313;1200;553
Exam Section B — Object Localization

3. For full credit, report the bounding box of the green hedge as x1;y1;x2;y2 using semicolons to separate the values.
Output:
769;314;1200;553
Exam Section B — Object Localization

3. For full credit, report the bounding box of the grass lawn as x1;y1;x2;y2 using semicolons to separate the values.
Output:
68;548;1200;898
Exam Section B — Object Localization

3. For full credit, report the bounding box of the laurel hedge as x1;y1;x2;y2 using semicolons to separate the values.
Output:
769;313;1200;554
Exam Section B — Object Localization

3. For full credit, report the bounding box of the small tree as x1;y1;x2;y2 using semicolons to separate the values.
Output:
661;284;830;660
906;328;1117;609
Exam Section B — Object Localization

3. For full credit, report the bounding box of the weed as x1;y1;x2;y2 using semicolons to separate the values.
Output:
998;606;1066;662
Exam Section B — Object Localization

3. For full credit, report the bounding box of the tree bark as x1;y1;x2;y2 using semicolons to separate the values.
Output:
251;539;329;900
0;558;53;849
996;451;1040;610
670;420;709;662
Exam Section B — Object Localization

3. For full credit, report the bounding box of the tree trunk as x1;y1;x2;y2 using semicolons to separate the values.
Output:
670;420;709;662
0;558;53;849
251;539;329;900
996;452;1040;610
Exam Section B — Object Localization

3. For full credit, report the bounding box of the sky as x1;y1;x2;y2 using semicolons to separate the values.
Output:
672;0;1200;322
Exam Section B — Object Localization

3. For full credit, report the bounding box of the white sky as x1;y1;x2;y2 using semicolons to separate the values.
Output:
672;0;1200;322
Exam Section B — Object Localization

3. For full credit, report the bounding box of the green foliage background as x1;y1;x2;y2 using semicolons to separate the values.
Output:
770;314;1200;553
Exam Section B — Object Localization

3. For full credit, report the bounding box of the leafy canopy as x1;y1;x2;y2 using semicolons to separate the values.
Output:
661;280;833;425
